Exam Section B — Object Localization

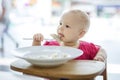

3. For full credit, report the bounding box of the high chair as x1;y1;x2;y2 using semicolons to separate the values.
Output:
100;61;107;80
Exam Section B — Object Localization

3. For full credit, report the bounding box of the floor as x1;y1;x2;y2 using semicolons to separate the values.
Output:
0;21;120;80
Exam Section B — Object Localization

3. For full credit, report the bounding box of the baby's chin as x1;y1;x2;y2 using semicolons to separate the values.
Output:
58;37;62;41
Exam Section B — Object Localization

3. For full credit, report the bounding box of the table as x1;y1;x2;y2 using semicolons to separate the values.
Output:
10;59;105;80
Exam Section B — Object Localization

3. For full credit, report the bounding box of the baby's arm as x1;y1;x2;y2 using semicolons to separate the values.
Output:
32;33;44;46
94;47;107;62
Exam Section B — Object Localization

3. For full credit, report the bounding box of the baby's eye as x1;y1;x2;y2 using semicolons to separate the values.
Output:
59;22;62;25
65;25;70;28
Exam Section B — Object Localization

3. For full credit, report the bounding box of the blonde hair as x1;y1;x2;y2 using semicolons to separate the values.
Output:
63;10;90;32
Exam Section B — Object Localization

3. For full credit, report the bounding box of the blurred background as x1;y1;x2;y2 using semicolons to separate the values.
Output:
0;0;120;80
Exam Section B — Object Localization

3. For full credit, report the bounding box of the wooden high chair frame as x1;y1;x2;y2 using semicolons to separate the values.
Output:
100;61;107;80
101;68;107;80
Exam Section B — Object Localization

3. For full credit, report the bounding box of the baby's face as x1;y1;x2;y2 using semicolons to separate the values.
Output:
57;12;83;43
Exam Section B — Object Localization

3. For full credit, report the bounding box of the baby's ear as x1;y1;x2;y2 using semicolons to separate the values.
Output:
79;31;86;38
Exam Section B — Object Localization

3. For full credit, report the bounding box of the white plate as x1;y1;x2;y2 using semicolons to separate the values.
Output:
11;46;83;67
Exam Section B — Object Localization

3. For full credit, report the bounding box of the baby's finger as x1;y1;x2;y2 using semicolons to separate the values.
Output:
96;58;103;62
94;57;104;62
36;34;43;41
33;34;43;41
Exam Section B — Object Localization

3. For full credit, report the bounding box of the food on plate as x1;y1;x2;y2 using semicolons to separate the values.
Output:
23;53;70;60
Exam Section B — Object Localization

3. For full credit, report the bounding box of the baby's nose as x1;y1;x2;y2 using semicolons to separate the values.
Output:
58;26;64;31
58;28;63;33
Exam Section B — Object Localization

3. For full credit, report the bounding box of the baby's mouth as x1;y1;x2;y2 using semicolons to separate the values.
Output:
58;33;64;39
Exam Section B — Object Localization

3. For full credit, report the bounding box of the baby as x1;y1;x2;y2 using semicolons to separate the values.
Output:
32;10;107;62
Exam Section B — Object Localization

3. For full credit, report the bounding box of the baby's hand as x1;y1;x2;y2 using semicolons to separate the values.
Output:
32;33;44;46
94;54;106;62
33;33;44;42
94;48;107;62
